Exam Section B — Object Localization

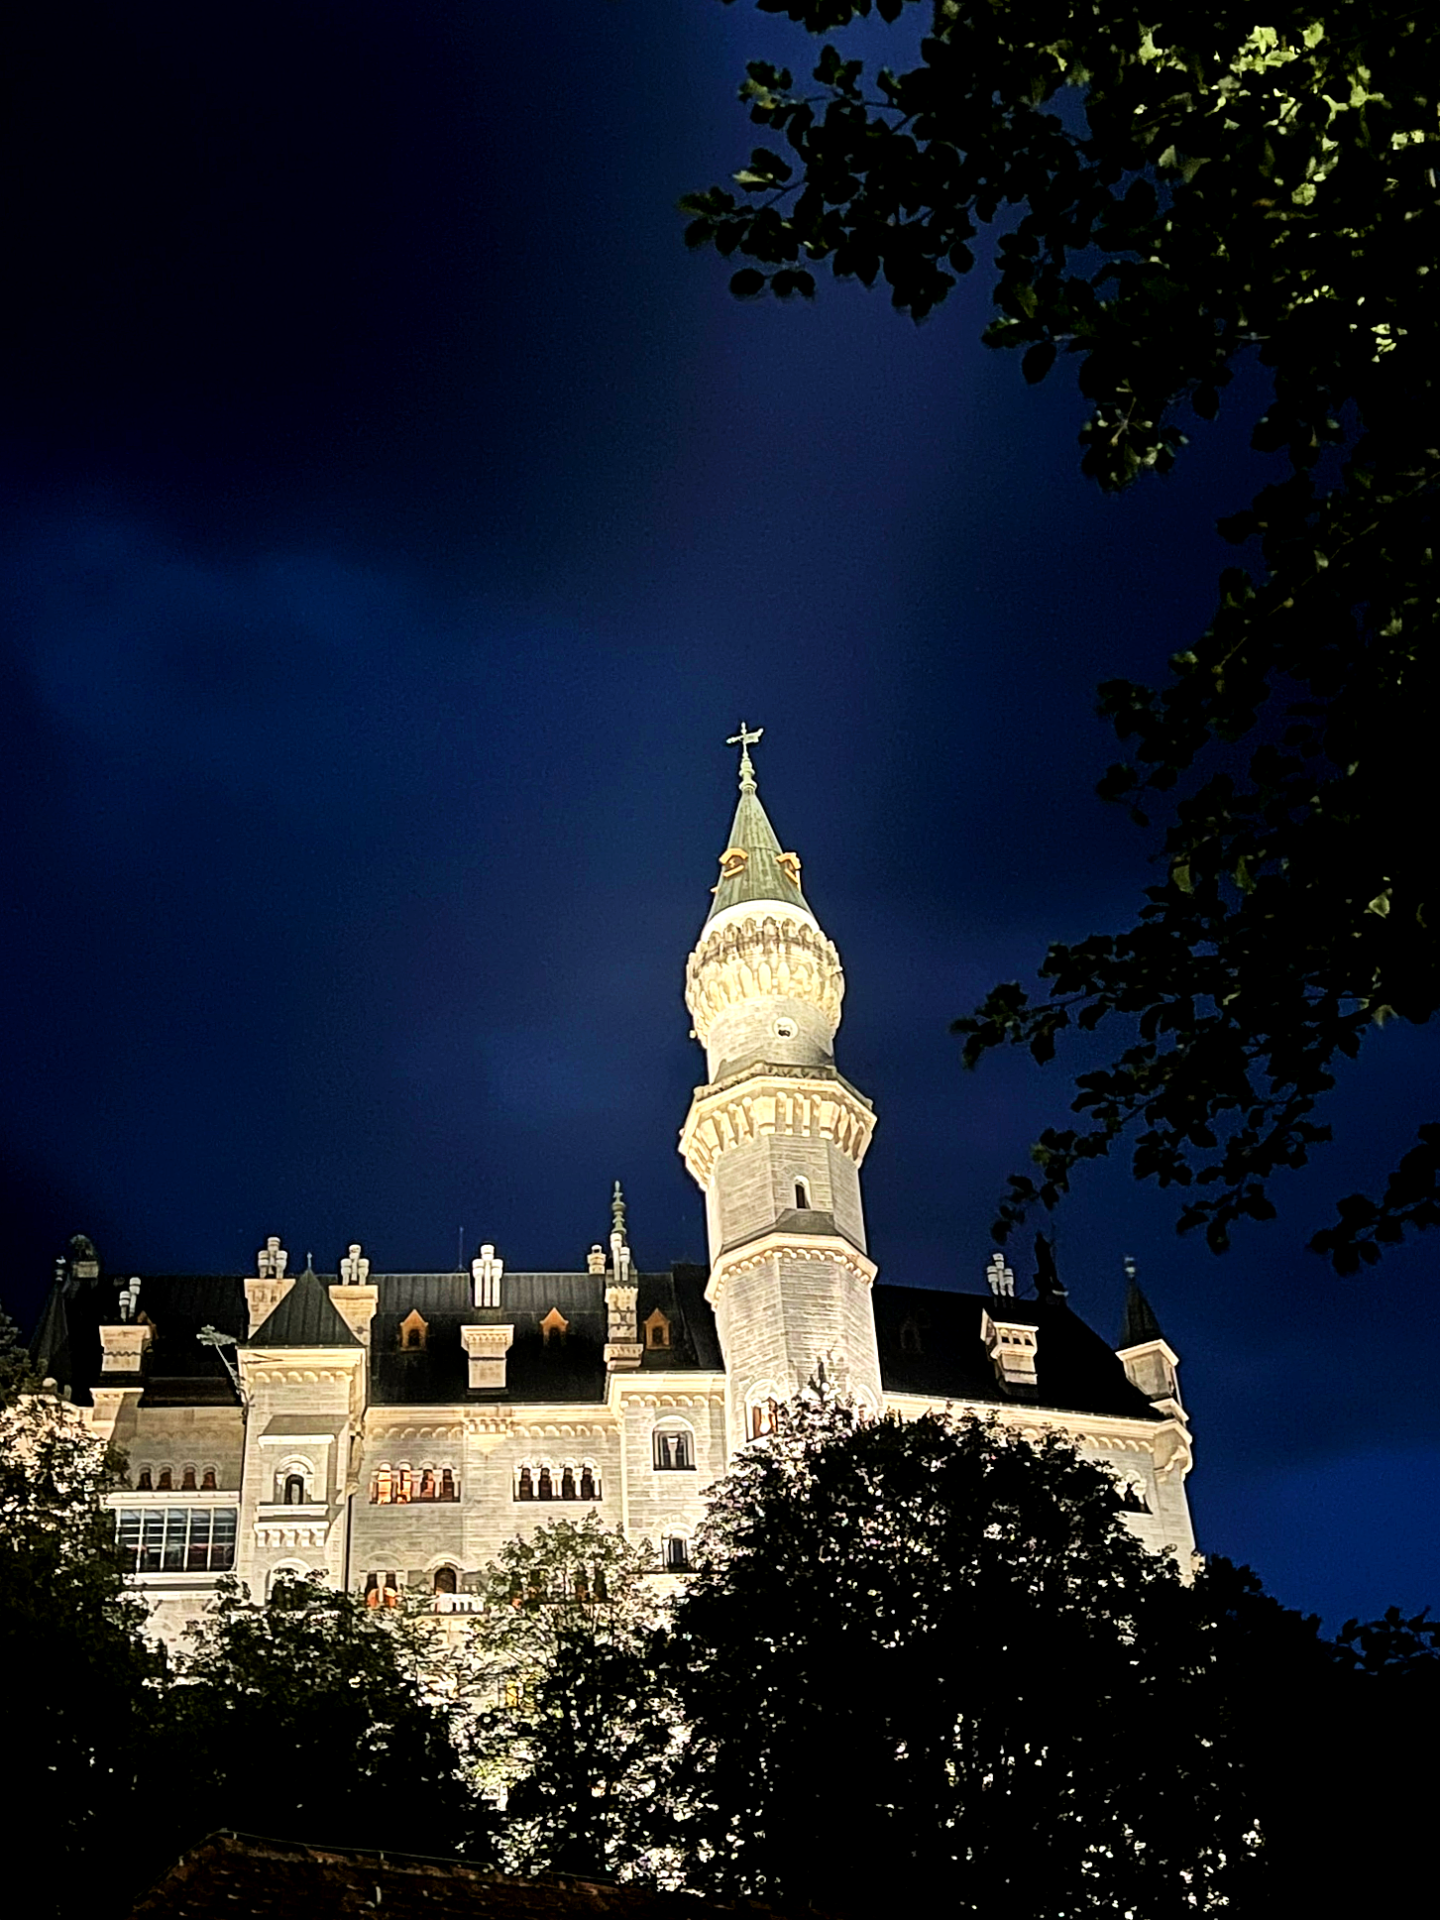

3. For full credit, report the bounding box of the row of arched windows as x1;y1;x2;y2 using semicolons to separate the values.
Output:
370;1466;459;1504
134;1465;220;1492
514;1461;600;1502
362;1567;463;1606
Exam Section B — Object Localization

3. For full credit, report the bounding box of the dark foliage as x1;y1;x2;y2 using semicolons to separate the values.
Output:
469;1515;675;1879
0;1374;167;1920
687;3;1440;1268
161;1575;481;1860
663;1395;1255;1916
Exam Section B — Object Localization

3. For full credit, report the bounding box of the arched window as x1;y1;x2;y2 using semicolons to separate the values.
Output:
560;1464;577;1501
440;1467;457;1502
364;1571;399;1609
181;1466;197;1492
283;1473;305;1506
663;1535;691;1572
201;1467;217;1492
749;1398;780;1440
372;1468;393;1505
653;1427;695;1471
1119;1474;1151;1514
433;1565;458;1596
516;1466;534;1501
579;1463;598;1501
136;1469;153;1492
399;1308;428;1351
537;1465;554;1500
419;1468;437;1501
157;1467;173;1492
793;1177;811;1210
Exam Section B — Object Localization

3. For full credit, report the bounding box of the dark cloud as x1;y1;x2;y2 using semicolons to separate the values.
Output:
4;4;1435;1631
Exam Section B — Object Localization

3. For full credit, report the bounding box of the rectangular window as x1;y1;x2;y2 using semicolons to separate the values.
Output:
115;1508;237;1574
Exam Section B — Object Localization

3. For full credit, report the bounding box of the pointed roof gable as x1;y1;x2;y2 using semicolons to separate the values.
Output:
1118;1276;1164;1349
705;723;812;925
249;1265;360;1348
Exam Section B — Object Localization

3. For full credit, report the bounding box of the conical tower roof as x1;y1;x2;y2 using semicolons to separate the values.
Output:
1118;1274;1164;1348
705;722;812;924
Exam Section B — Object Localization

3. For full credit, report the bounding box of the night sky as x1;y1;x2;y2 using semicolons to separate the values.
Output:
5;4;1437;1629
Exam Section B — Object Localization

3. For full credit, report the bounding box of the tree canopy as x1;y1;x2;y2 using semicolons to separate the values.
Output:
467;1514;673;1879
164;1574;479;1859
661;1394;1259;1916
0;1376;166;1920
683;2;1440;1269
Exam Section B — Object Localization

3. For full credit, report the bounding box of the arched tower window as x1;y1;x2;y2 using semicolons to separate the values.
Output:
793;1177;811;1210
433;1565;458;1596
283;1473;305;1506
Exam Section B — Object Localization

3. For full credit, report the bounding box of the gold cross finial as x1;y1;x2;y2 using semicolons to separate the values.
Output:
726;720;763;791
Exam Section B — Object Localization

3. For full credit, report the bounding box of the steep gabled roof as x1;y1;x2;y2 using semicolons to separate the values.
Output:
249;1267;359;1348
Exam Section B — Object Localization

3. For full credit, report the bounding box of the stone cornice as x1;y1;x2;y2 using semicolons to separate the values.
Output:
680;1074;877;1185
685;910;844;1042
705;1233;879;1309
881;1394;1183;1462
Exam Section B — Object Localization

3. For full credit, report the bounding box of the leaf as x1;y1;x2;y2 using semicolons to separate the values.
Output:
730;269;767;299
1023;340;1057;384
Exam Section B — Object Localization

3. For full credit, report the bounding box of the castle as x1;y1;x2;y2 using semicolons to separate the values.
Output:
30;727;1195;1641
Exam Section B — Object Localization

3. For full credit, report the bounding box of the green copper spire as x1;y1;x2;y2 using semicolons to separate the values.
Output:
704;721;812;924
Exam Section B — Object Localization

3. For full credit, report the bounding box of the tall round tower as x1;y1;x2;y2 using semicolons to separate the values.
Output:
679;724;881;1446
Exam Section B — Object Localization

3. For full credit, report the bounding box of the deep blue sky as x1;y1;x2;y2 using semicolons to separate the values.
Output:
4;2;1436;1629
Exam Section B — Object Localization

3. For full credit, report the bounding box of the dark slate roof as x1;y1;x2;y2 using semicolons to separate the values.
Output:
369;1267;723;1405
28;1271;249;1408
249;1268;360;1348
873;1286;1161;1423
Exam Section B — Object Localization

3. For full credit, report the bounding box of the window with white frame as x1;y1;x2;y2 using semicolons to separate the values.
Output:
662;1534;691;1572
115;1507;237;1574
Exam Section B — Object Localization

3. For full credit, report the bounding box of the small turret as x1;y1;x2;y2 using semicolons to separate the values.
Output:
1116;1257;1183;1414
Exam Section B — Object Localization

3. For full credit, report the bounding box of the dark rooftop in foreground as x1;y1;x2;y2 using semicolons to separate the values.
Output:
129;1832;823;1920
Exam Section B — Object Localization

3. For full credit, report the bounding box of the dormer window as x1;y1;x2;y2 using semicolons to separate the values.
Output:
644;1309;671;1350
399;1309;428;1351
540;1307;569;1346
899;1314;923;1354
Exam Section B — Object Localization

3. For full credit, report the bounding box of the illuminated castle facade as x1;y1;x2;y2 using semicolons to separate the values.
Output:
31;729;1195;1643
